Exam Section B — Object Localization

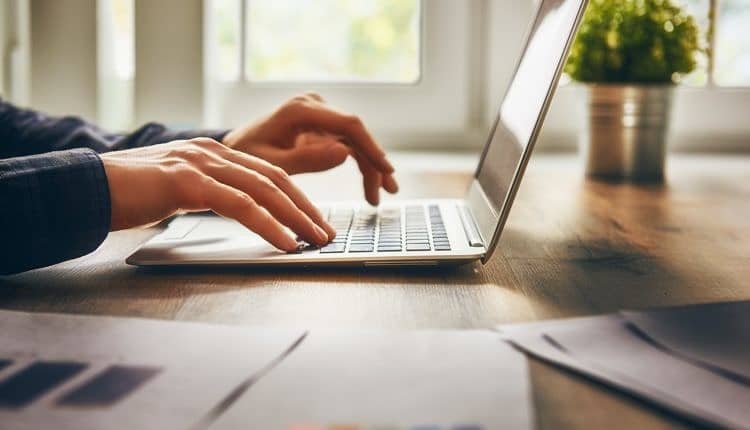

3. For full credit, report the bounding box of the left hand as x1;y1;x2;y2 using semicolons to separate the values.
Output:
222;93;398;205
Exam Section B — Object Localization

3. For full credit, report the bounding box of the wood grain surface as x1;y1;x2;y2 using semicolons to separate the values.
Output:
2;152;748;429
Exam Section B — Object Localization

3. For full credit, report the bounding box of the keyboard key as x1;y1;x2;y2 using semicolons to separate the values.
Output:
320;244;346;253
377;246;402;252
349;244;374;253
406;244;431;252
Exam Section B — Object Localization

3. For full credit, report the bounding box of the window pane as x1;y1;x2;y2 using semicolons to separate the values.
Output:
245;0;421;83
98;0;134;80
715;0;750;86
679;0;710;86
97;0;134;130
209;0;241;82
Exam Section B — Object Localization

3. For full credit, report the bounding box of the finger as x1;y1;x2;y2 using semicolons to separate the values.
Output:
351;149;382;206
285;133;349;174
219;149;337;239
382;173;399;194
286;100;394;175
196;177;299;252
202;160;330;246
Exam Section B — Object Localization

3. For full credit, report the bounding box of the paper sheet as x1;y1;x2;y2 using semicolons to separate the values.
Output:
1;310;533;430
498;314;750;429
622;301;750;384
0;310;306;430
210;330;533;430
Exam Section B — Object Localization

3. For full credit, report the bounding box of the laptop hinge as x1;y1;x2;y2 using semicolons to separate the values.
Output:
464;180;498;247
458;205;485;248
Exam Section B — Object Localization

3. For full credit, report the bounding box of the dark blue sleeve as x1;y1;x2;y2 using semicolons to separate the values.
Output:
0;99;229;274
0;99;229;158
0;149;111;275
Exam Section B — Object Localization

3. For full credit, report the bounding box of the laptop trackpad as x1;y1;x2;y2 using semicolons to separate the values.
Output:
138;215;286;262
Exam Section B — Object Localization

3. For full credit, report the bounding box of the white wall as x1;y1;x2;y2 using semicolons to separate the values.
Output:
1;1;6;96
134;0;203;128
30;0;97;120
2;0;31;105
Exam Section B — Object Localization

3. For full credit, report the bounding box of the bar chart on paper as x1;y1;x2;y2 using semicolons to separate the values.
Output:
0;311;532;430
0;310;307;430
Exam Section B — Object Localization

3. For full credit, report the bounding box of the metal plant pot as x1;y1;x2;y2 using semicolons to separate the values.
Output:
582;84;674;182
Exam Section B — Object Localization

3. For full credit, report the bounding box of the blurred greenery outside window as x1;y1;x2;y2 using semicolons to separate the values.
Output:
615;0;750;87
210;0;421;84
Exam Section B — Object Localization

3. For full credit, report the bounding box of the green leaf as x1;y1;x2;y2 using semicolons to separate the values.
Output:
566;0;702;83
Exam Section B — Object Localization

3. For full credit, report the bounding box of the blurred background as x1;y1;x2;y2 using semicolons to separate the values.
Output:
0;0;748;153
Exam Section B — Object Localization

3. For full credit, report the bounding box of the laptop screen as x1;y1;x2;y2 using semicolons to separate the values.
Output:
473;0;586;248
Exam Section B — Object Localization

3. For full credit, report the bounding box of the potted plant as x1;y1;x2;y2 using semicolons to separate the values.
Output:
565;0;702;182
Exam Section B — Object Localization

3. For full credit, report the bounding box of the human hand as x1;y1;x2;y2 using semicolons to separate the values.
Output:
222;93;398;205
101;138;335;252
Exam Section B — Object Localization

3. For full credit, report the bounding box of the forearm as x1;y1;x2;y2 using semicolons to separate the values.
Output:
0;99;228;158
0;149;111;275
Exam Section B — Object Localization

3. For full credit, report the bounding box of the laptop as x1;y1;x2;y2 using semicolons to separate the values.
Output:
128;0;588;269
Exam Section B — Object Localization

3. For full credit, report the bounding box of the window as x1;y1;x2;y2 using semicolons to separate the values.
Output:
209;0;421;83
204;0;481;147
97;0;134;130
247;0;421;83
714;0;750;86
681;0;750;87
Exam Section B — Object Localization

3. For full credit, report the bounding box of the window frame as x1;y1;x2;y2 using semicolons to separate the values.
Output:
203;0;488;149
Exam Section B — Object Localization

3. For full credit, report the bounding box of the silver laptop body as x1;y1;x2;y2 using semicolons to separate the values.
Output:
128;0;587;268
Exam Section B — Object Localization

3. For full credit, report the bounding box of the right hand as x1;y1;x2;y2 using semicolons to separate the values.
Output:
100;137;335;252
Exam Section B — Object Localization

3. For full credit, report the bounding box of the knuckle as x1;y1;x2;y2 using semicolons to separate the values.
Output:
267;166;290;184
232;193;256;211
257;175;281;194
305;91;322;100
282;98;310;115
343;114;363;129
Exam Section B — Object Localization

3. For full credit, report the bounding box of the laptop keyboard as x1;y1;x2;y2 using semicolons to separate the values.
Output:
319;205;451;254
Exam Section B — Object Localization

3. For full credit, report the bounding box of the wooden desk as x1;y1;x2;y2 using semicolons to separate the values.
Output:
1;153;748;429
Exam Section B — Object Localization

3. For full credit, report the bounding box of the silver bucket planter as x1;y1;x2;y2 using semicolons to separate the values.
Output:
581;84;674;182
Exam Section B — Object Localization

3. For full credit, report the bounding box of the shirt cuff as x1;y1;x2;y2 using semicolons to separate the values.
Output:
0;148;111;274
108;122;231;151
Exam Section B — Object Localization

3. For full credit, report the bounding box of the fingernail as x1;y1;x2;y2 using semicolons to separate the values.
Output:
385;176;399;193
314;225;329;244
283;235;299;251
